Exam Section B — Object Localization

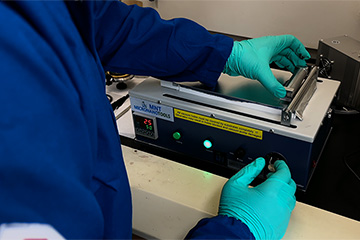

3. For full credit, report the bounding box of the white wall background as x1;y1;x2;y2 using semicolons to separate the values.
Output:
141;0;360;49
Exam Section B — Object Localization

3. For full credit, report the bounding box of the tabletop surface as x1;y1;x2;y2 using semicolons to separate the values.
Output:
122;145;360;239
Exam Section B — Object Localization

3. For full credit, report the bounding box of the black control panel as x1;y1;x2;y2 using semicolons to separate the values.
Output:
133;112;158;139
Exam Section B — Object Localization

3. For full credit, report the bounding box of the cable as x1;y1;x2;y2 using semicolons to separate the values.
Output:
333;107;359;115
111;94;129;111
106;94;113;103
343;150;360;182
115;105;131;120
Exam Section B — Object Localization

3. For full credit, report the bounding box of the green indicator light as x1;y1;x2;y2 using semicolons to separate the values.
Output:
173;131;181;140
203;139;213;149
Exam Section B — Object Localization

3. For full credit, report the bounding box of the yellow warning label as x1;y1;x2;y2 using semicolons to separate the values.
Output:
174;108;263;140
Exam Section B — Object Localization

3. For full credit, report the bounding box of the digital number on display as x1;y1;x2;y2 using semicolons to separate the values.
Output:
133;113;158;139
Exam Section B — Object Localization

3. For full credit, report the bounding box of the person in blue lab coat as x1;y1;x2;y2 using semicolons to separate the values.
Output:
0;1;309;239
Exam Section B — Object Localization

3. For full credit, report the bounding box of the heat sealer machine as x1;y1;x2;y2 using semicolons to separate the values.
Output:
129;67;340;190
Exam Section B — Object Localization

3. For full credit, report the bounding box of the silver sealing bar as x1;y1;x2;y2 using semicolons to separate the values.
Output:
281;66;318;126
283;67;308;100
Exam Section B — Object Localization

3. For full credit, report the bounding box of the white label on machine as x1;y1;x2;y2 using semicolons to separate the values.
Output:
130;97;174;122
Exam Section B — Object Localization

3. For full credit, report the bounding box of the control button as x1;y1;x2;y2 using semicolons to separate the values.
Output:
172;131;181;140
214;151;226;164
203;139;213;149
234;147;246;160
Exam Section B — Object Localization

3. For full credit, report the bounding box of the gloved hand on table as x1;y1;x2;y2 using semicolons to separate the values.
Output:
218;157;297;240
222;35;311;98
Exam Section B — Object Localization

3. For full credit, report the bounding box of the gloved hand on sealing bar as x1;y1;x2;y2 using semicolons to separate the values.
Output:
222;35;311;98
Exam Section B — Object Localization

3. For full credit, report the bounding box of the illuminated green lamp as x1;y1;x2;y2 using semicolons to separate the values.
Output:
203;139;213;149
172;131;181;140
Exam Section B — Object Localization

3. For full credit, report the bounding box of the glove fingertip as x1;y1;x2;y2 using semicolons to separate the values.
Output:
275;86;286;98
274;160;289;172
297;59;308;68
268;160;292;182
301;50;311;60
232;158;265;184
254;157;266;169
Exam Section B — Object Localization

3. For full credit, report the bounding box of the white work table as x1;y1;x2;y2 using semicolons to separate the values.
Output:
122;145;360;239
108;76;360;239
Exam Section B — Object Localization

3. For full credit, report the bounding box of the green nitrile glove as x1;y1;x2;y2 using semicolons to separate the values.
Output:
223;35;311;98
218;158;297;240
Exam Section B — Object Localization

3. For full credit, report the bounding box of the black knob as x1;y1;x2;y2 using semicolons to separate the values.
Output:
116;81;128;90
264;152;287;173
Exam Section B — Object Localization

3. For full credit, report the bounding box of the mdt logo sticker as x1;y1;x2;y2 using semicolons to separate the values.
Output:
134;101;171;119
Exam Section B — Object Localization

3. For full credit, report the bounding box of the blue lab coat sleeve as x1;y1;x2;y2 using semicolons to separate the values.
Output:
68;1;233;88
186;215;255;240
0;0;233;239
0;1;133;239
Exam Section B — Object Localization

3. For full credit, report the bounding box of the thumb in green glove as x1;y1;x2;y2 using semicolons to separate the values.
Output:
223;35;311;98
218;157;297;239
